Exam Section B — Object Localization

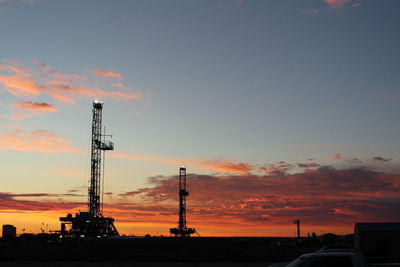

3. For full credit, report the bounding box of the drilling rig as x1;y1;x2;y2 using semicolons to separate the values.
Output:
170;167;196;237
59;100;119;237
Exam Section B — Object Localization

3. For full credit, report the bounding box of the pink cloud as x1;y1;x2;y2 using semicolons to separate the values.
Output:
112;152;257;174
324;0;350;9
0;192;83;211
111;82;124;87
0;59;141;105
93;69;124;79
116;164;400;234
1;159;399;236
0;129;81;153
11;101;57;114
203;159;254;174
352;2;362;8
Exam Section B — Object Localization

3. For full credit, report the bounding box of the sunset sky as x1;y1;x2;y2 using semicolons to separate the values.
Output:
1;0;400;237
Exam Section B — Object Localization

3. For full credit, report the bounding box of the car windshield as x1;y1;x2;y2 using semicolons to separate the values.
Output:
286;256;306;267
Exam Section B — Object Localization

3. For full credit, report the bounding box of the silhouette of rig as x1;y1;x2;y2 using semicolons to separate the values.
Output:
59;100;118;237
170;167;196;237
57;101;199;238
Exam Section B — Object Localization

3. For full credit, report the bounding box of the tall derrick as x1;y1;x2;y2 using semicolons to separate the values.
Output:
170;167;196;237
60;100;118;237
89;100;113;218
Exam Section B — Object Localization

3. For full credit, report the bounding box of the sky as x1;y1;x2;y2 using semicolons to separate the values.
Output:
0;0;400;237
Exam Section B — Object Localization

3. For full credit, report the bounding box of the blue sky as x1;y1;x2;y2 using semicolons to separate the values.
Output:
0;0;400;236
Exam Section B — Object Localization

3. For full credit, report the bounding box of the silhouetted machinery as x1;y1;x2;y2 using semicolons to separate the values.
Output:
59;100;119;237
170;167;196;237
294;219;300;238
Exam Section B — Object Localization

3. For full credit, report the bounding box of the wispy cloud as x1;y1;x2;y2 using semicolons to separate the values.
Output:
93;69;124;79
113;152;257;174
297;162;321;168
0;59;141;106
0;192;83;211
113;151;382;176
203;159;254;174
372;156;391;162
324;0;350;10
301;9;321;15
0;129;81;153
11;101;56;114
111;82;124;87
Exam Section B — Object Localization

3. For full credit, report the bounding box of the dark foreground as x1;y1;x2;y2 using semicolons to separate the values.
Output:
0;236;326;265
0;262;269;267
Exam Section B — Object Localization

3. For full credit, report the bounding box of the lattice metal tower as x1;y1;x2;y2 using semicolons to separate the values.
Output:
89;100;113;218
170;167;196;237
59;100;118;237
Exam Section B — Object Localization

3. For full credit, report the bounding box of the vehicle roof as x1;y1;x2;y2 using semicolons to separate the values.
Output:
302;251;361;257
318;248;361;253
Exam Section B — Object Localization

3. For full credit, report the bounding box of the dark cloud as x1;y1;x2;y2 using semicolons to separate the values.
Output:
0;192;83;211
297;163;321;168
1;162;399;233
118;165;400;227
12;101;57;113
372;156;391;162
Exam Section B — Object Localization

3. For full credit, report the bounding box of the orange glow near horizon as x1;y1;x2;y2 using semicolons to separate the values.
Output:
1;163;399;237
0;209;355;237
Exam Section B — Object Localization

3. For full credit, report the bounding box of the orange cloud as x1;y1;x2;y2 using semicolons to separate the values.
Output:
11;101;57;114
114;152;335;175
203;159;254;174
111;82;124;87
93;69;124;79
0;74;41;97
0;59;141;105
113;152;256;174
117;165;400;235
1;161;399;236
324;0;350;9
0;129;81;153
0;192;84;212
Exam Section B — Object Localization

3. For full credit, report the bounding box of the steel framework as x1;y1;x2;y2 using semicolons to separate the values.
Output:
60;101;119;237
170;167;196;237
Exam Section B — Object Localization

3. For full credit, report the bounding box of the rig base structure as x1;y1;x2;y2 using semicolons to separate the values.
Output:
169;227;196;237
60;212;119;237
